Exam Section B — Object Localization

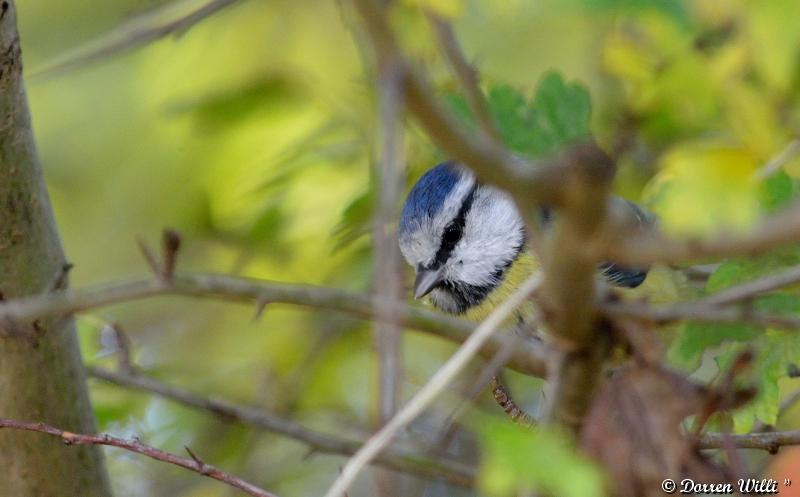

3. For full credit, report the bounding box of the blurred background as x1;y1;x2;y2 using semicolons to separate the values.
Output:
16;0;800;495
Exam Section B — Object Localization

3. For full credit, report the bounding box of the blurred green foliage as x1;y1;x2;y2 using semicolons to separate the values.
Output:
16;0;800;495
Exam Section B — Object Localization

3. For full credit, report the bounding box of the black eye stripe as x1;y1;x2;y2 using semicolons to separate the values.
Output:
430;183;478;269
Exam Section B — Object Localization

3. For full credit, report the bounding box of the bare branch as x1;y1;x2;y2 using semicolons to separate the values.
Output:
373;57;405;425
698;264;800;307
323;274;542;497
87;367;475;486
698;430;800;452
490;376;536;427
601;264;800;330
606;200;800;266
0;417;279;497
601;299;800;330
161;229;182;281
0;273;548;377
539;146;615;431
352;0;603;210
33;0;244;78
427;13;499;143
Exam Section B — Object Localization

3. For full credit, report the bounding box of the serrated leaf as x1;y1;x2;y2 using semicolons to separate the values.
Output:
445;72;592;159
486;85;533;154
715;331;800;432
668;321;759;371
526;72;592;156
474;416;605;497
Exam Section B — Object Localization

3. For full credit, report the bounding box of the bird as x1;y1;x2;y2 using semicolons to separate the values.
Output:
397;161;688;424
398;161;666;327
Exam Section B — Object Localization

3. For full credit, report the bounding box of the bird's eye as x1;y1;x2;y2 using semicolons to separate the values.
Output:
442;225;461;244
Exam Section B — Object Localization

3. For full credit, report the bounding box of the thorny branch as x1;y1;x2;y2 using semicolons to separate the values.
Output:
0;418;279;497
34;0;244;78
427;13;499;143
0;272;548;377
87;366;475;486
606;199;800;266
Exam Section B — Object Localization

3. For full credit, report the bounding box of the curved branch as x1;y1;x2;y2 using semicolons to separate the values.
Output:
427;14;499;143
352;0;608;209
0;272;548;377
606;201;800;266
0;418;278;497
87;366;475;486
601;300;800;330
698;264;800;307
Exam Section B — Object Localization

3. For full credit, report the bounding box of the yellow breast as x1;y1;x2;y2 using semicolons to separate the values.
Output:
459;251;541;323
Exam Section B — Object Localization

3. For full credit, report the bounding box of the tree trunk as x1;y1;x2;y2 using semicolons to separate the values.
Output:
0;2;112;495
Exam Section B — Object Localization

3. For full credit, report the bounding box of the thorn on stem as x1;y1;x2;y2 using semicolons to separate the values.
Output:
137;237;161;277
253;298;270;322
161;229;181;281
50;262;74;291
110;323;135;373
61;431;76;445
185;446;209;474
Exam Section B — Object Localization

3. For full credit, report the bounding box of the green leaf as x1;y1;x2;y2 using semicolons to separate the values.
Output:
526;72;592;156
446;72;592;158
474;416;605;497
331;189;373;251
707;248;800;293
668;321;758;371
715;330;800;432
759;170;795;212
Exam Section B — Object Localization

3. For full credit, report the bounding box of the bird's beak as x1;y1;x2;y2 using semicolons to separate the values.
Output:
414;266;445;299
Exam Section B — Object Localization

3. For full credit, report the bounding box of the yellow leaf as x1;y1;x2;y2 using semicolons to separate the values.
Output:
723;83;786;160
403;0;463;19
644;142;760;236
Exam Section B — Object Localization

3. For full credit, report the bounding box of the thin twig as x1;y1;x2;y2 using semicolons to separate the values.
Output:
601;299;800;330
698;430;800;452
33;0;244;78
0;273;548;377
606;200;800;266
87;366;474;485
0;418;278;497
490;376;536;427
698;265;800;307
427;13;499;143
436;331;529;452
756;138;800;180
322;274;543;497
352;0;598;210
373;57;405;425
161;229;182;281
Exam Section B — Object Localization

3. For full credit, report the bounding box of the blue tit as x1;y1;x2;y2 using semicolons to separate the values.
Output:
398;162;679;325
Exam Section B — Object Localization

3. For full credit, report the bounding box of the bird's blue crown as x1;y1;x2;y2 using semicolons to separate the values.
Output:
399;162;462;236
